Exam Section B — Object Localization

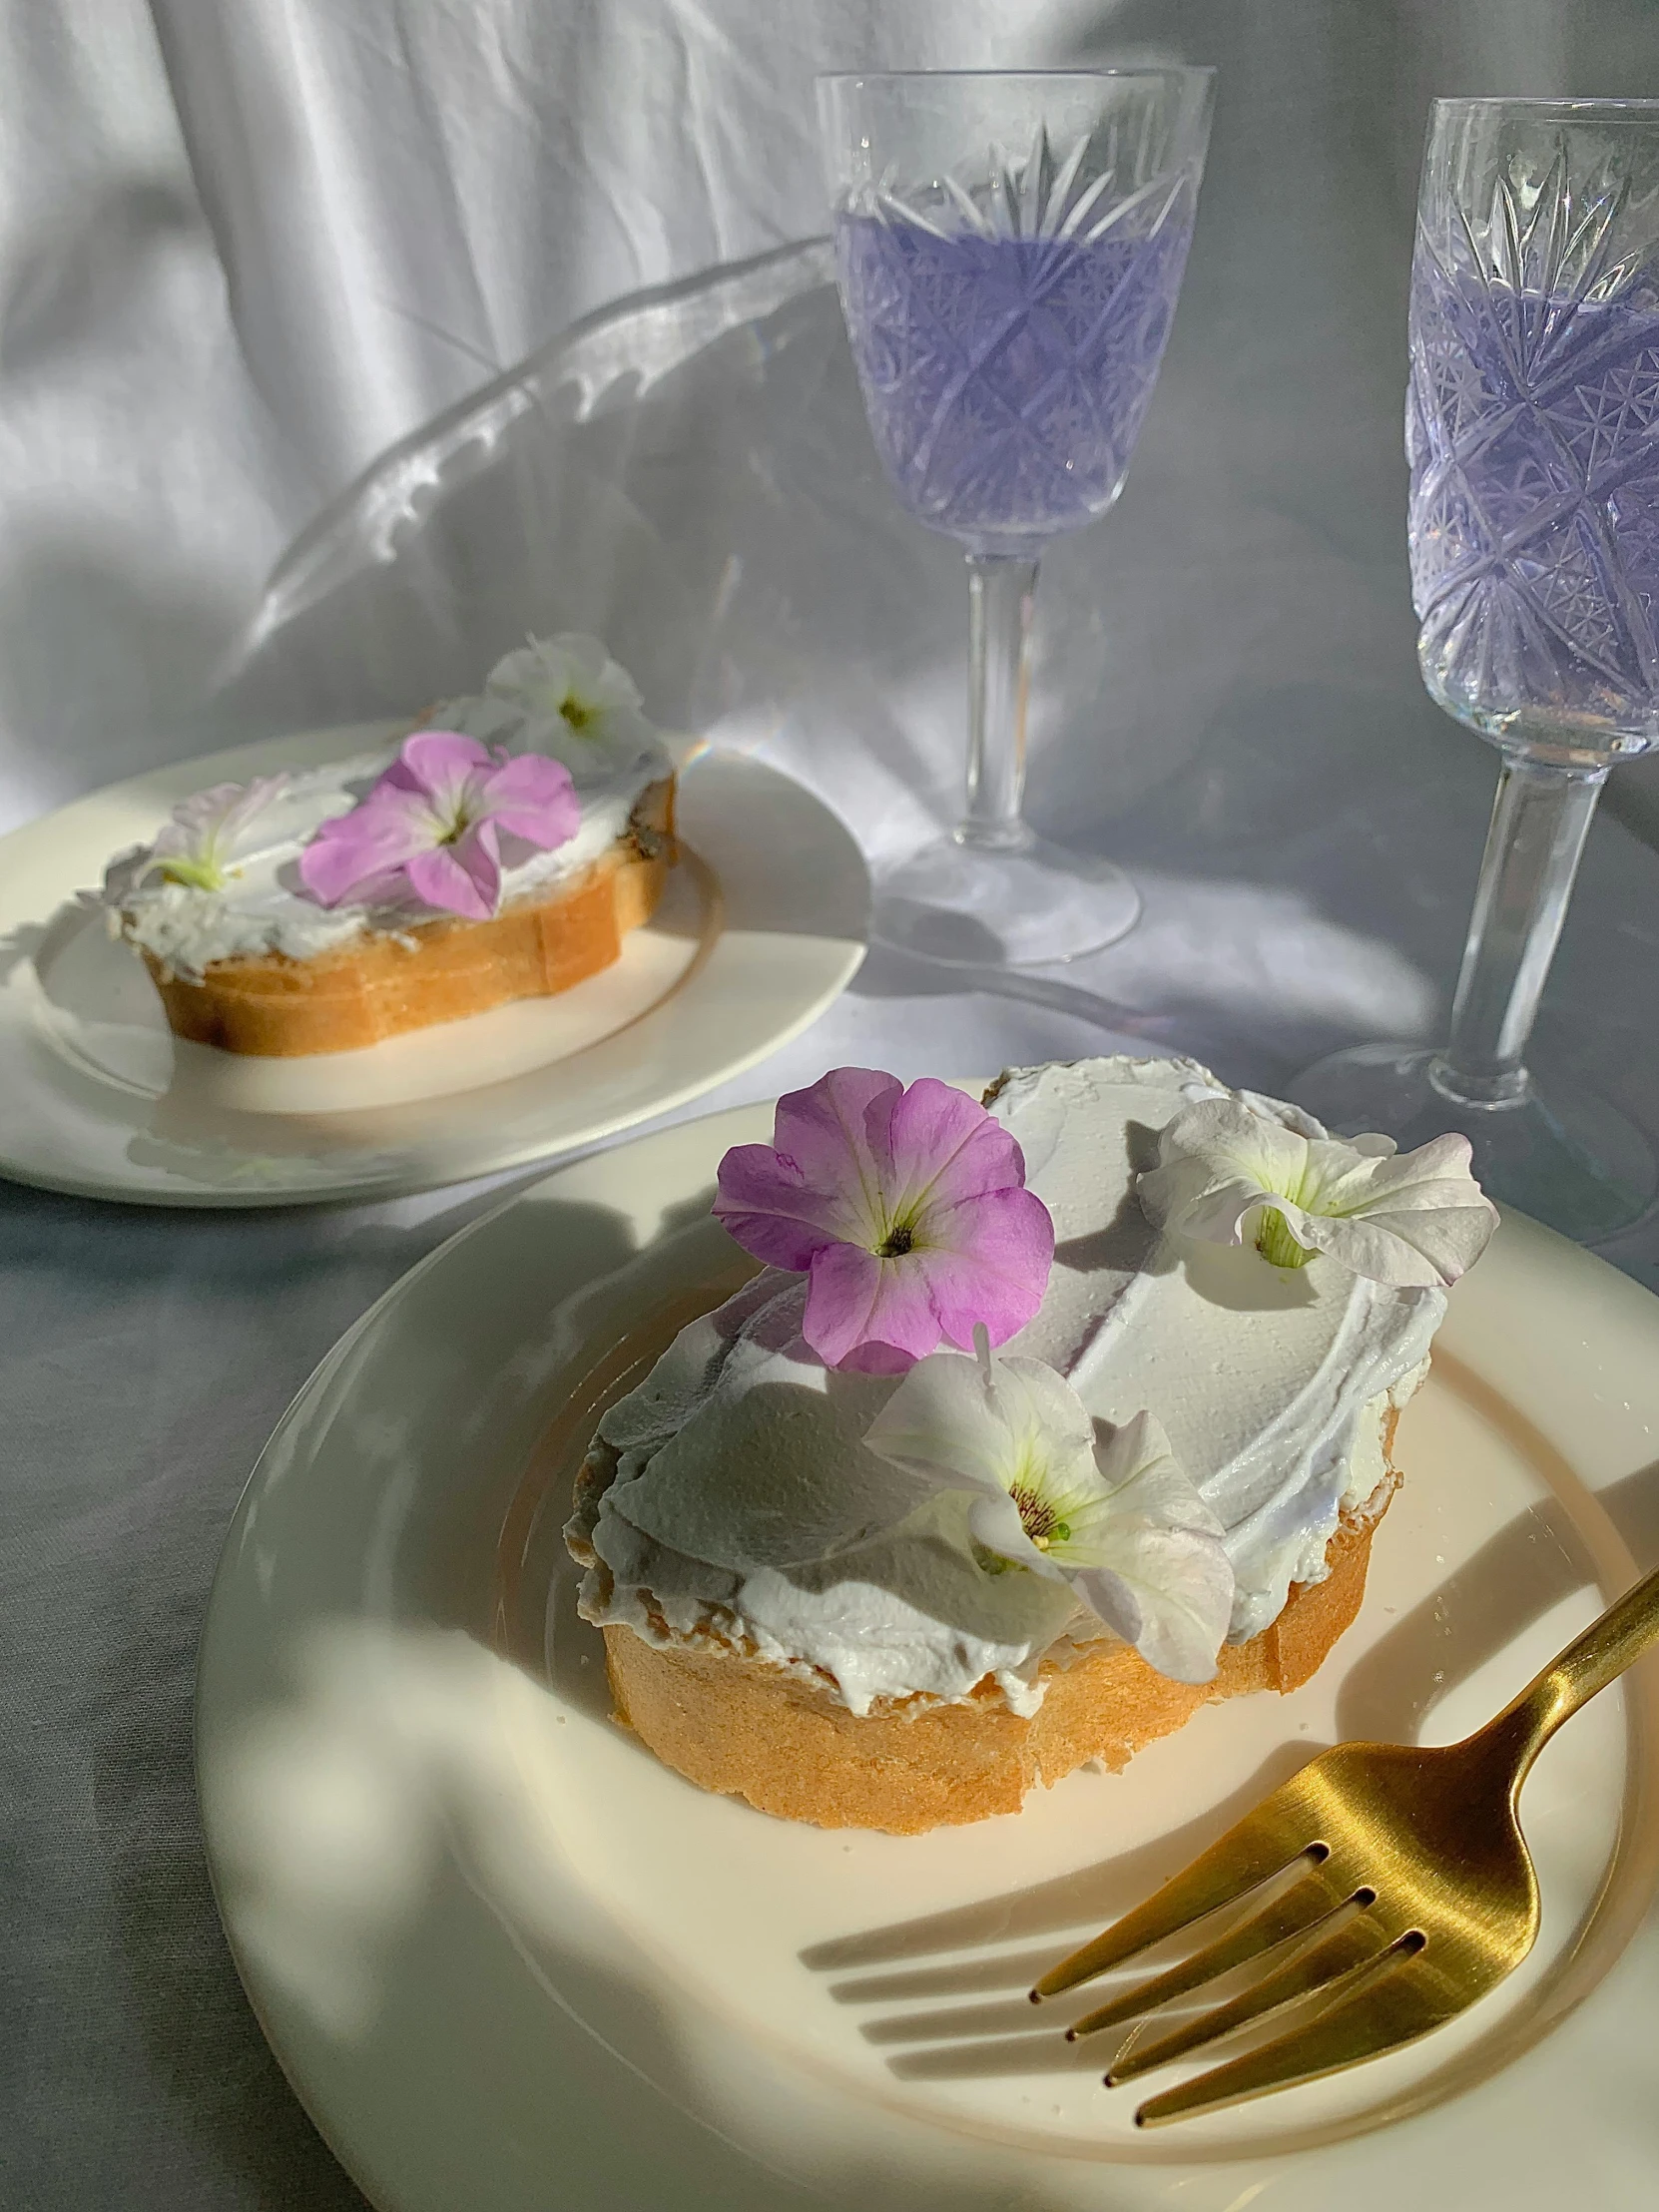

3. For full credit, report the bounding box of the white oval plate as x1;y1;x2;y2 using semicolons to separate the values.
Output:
0;732;866;1205
196;1102;1659;2212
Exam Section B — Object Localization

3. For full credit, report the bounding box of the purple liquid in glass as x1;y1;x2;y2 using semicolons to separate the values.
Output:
835;208;1195;552
1408;259;1659;754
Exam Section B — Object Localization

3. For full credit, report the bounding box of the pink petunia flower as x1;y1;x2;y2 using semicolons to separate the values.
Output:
713;1068;1055;1374
297;731;580;921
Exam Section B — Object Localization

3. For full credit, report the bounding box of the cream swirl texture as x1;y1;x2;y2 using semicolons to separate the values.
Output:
569;1056;1443;1713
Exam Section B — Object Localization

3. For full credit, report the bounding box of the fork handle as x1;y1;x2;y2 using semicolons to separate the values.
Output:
1474;1561;1659;1787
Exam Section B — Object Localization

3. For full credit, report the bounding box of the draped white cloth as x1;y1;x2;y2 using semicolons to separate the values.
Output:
4;5;1659;2207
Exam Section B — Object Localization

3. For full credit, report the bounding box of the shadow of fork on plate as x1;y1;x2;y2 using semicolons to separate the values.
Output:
801;1473;1644;2089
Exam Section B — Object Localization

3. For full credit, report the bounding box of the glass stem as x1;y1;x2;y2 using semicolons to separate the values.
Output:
957;552;1039;852
1430;754;1607;1109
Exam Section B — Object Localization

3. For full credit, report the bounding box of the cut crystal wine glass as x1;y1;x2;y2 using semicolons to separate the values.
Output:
1297;99;1659;1240
817;69;1215;965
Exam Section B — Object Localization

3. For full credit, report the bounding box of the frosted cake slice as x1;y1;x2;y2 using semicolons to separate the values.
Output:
566;1055;1495;1834
102;635;676;1056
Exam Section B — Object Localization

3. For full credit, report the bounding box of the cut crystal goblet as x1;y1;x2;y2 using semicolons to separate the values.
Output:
1298;99;1659;1239
817;69;1215;965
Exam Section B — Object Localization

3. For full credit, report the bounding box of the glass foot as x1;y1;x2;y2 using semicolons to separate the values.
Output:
871;833;1141;967
1292;1044;1657;1244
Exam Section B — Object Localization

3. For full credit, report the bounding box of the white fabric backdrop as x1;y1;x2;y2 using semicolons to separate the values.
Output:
5;5;1659;2208
6;0;1659;834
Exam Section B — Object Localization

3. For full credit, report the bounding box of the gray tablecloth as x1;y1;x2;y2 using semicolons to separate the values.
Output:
6;4;1659;2207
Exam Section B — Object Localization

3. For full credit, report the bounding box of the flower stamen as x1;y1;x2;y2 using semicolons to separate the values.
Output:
1009;1481;1064;1546
876;1223;914;1258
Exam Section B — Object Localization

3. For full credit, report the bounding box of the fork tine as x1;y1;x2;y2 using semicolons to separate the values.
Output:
1105;1903;1386;2084
1031;1815;1312;2001
1132;1936;1448;2126
1066;1861;1338;2040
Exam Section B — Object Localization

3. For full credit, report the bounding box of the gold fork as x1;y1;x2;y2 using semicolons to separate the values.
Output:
1031;1562;1659;2127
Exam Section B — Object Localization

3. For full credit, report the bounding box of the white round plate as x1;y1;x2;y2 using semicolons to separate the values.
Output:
197;1103;1659;2212
0;731;866;1205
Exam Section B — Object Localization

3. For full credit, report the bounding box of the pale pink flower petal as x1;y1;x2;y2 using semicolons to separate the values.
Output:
878;1076;1030;1212
803;1241;944;1370
478;752;581;844
710;1144;856;1271
405;822;501;919
713;1068;900;1263
298;795;436;906
772;1068;898;1232
395;731;493;810
910;1185;1057;1347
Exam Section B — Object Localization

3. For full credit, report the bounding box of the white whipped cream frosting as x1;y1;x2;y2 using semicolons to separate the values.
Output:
569;1056;1443;1717
106;701;675;984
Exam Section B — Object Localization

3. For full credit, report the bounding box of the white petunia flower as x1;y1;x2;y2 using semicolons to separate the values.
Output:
862;1329;1235;1685
483;633;655;775
1138;1096;1497;1287
103;776;289;901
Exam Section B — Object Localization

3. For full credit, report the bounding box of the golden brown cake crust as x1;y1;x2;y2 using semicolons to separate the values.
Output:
593;1443;1397;1836
137;777;675;1057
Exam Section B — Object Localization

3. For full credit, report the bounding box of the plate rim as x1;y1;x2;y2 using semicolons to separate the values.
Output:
0;736;867;1209
194;1096;1659;2212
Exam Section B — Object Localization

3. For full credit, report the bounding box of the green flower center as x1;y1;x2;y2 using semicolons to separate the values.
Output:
876;1223;914;1258
160;854;229;892
430;788;484;847
972;1543;1017;1577
1256;1206;1313;1271
560;694;595;732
